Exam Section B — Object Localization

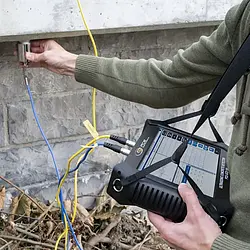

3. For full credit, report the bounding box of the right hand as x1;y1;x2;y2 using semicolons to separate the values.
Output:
25;40;78;76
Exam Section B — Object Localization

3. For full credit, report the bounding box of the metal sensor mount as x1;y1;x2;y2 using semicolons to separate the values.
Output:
17;41;31;66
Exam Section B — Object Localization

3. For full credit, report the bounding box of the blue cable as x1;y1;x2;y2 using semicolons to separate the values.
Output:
25;80;83;250
58;143;104;186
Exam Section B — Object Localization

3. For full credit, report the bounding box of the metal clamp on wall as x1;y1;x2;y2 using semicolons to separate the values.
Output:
17;41;31;66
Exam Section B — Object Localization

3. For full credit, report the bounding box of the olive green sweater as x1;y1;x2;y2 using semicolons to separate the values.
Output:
75;0;250;249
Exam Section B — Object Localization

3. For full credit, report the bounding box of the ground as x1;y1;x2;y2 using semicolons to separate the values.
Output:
0;185;172;250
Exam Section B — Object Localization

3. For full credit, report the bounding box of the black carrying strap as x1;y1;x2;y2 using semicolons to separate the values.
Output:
161;101;223;142
192;32;250;135
123;32;250;186
208;117;223;143
162;110;202;126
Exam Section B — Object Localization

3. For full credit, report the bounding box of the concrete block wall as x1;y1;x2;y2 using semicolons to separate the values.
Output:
0;25;236;207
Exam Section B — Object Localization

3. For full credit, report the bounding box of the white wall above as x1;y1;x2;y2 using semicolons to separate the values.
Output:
0;0;242;41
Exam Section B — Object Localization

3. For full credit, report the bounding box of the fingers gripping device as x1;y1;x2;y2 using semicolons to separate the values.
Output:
107;32;250;231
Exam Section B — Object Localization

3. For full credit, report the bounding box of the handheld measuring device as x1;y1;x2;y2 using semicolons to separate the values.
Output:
107;31;250;231
107;118;232;228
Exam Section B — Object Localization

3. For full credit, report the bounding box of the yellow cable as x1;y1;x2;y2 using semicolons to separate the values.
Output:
56;2;101;247
92;89;97;130
55;231;65;250
76;0;98;129
55;215;67;250
72;170;78;223
55;135;110;250
56;135;110;206
64;218;68;250
76;0;98;57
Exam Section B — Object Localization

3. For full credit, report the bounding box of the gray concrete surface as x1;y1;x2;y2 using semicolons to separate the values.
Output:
0;0;241;41
0;25;236;207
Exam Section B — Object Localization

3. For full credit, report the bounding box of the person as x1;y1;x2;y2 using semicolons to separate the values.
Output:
22;0;250;249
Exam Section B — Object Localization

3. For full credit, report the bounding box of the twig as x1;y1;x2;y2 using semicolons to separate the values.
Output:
0;211;38;222
77;194;105;198
0;176;41;212
8;201;56;250
0;239;11;250
15;228;40;240
0;235;63;249
0;238;10;250
120;242;152;250
0;238;7;244
15;227;63;247
87;215;121;248
0;176;56;224
49;221;62;240
29;201;56;231
19;247;40;250
131;230;152;250
100;237;152;250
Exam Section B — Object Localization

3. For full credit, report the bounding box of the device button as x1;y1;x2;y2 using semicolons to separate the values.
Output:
113;179;123;192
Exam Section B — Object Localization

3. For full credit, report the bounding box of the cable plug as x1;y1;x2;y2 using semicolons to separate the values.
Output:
104;142;131;156
110;135;136;147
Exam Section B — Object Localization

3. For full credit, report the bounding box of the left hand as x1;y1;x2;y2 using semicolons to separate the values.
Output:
148;183;222;250
22;40;78;76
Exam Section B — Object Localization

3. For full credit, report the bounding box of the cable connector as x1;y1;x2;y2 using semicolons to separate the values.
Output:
110;135;136;147
104;142;131;156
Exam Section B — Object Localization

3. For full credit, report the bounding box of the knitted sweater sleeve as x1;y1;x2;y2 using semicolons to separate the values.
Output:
212;234;250;249
74;15;233;109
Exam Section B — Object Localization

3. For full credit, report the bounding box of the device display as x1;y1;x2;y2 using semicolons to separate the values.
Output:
138;129;220;198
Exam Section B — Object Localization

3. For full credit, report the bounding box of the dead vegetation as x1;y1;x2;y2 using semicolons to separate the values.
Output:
0;177;172;250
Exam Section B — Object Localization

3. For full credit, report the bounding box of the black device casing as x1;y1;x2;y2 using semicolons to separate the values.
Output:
107;119;234;229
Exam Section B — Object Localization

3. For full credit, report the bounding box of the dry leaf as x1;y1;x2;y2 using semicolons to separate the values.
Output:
77;203;93;226
0;186;6;209
95;185;111;214
46;221;54;237
94;185;126;220
77;203;89;217
77;235;83;249
9;196;19;222
64;200;72;215
16;195;32;218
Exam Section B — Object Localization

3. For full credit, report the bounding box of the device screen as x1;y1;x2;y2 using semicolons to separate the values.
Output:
138;129;220;198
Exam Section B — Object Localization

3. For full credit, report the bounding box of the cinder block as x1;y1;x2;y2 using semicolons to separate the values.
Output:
0;136;124;187
0;61;89;101
7;90;180;144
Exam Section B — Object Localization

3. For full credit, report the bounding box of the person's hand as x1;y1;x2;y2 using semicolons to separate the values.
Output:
148;183;222;250
25;40;78;76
